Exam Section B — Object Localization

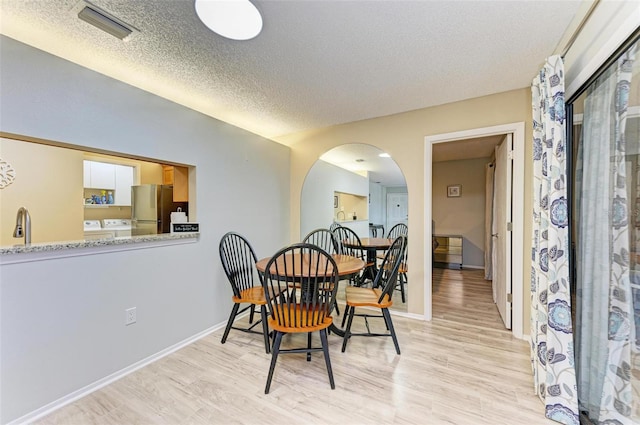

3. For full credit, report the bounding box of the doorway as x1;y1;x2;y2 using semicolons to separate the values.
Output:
387;192;408;230
424;122;525;339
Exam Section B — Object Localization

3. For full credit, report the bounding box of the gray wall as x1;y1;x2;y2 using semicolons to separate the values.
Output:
0;36;290;424
300;160;369;238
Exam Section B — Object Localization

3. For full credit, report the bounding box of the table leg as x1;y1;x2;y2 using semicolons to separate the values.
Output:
362;248;378;283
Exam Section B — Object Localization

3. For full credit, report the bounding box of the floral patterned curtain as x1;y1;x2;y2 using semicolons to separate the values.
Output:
531;55;579;425
575;44;637;424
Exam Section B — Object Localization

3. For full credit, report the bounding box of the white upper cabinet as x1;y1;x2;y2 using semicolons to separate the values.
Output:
86;161;115;189
114;165;134;206
84;160;135;206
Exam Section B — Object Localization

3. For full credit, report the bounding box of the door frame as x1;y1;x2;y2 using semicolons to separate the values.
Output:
424;122;525;339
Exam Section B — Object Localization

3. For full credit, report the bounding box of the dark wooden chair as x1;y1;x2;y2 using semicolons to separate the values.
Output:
303;228;340;254
387;223;408;239
219;232;271;354
262;243;339;394
341;235;407;355
303;228;342;315
379;223;408;301
329;222;341;232
332;226;373;286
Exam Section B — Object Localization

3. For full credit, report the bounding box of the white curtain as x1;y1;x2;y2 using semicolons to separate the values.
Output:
485;162;495;282
531;55;579;425
575;44;636;424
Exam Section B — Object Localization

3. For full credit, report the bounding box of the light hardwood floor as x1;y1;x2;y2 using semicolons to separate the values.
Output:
36;269;554;424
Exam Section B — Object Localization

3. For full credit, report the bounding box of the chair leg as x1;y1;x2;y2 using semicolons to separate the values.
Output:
341;306;356;352
249;303;256;324
341;305;350;328
319;329;335;389
307;332;312;361
265;331;283;394
382;308;401;355
399;273;406;303
221;302;240;344
260;305;270;354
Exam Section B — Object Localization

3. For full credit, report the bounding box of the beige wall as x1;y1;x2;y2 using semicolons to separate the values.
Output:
0;137;84;244
433;157;489;268
279;88;532;325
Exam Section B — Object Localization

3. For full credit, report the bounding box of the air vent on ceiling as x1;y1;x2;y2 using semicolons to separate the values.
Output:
77;2;136;40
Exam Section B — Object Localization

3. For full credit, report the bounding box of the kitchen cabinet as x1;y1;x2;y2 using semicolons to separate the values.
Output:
85;160;115;189
84;160;134;206
162;165;188;202
434;234;463;269
114;165;134;206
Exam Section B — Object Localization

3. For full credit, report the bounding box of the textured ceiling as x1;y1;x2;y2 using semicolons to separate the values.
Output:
320;136;504;187
0;0;584;142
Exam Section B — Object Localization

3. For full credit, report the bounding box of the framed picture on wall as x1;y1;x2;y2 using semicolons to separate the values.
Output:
447;184;461;198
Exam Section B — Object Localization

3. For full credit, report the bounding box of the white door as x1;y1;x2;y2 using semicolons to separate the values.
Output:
386;192;408;232
493;134;512;329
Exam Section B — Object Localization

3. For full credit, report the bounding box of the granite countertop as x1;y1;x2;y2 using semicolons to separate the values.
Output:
0;233;199;259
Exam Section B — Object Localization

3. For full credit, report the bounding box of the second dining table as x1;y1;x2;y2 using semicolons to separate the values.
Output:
342;237;393;282
256;252;365;337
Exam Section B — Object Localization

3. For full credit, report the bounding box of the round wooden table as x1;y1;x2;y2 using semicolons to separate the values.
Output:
342;237;393;281
256;253;364;278
256;253;365;337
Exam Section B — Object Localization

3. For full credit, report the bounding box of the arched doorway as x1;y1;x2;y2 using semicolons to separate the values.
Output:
301;143;409;312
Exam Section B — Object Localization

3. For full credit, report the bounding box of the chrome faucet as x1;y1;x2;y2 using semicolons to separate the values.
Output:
13;207;31;246
336;210;346;221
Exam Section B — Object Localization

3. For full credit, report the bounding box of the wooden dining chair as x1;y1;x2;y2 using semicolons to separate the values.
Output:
219;232;271;354
303;228;342;315
262;243;339;394
387;223;408;239
329;222;341;232
303;228;340;254
332;226;372;287
341;235;407;355
379;223;408;301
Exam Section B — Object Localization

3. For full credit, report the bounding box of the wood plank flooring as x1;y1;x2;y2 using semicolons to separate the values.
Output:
36;269;554;424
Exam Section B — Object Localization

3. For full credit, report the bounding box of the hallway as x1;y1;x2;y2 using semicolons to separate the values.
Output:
432;267;507;331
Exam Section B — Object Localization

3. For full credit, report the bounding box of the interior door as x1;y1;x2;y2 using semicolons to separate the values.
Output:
493;134;513;329
386;192;408;231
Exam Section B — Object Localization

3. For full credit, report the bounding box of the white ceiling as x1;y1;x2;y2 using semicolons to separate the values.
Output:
0;0;585;142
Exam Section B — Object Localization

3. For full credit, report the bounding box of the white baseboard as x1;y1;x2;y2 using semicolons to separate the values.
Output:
8;321;227;425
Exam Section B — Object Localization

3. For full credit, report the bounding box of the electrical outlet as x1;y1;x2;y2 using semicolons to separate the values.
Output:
125;307;136;325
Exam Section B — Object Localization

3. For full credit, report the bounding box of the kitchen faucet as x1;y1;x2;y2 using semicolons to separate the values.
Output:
336;210;346;221
13;206;31;246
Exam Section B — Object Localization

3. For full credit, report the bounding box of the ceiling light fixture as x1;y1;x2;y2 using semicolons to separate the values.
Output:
379;153;390;158
195;0;263;41
77;2;136;40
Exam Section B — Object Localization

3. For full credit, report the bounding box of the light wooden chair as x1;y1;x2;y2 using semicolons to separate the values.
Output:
262;243;340;394
332;226;374;286
303;228;340;254
341;236;407;355
219;232;271;354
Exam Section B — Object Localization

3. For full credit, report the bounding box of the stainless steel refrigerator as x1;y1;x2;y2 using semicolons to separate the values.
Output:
131;184;188;235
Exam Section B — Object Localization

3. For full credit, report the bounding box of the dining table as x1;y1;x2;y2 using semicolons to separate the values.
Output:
256;253;365;337
342;237;393;282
